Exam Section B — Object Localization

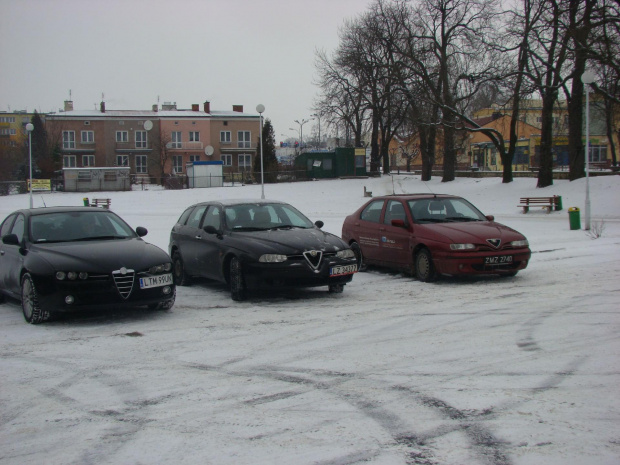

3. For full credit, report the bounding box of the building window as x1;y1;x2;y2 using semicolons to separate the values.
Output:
117;155;129;166
239;154;252;170
116;131;128;143
135;130;147;148
82;155;95;167
238;131;251;148
0;129;17;136
189;155;200;163
589;145;607;163
0;117;16;123
136;155;148;174
172;131;182;149
81;131;94;144
220;131;231;143
189;131;200;142
63;131;75;149
63;155;76;167
173;155;183;173
221;154;232;166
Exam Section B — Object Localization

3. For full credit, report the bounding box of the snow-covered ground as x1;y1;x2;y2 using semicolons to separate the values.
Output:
1;174;619;465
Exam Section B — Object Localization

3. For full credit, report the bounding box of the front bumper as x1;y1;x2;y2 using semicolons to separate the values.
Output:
242;256;357;290
433;249;531;276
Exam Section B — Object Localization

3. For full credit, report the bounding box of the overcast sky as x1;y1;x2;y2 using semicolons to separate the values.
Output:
0;0;372;143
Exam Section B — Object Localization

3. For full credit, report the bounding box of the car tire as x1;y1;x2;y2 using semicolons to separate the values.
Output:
21;273;50;324
328;283;344;293
230;257;246;301
415;248;437;283
350;242;367;272
172;251;192;286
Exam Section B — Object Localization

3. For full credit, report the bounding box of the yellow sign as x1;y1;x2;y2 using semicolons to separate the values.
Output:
29;179;51;192
355;148;366;156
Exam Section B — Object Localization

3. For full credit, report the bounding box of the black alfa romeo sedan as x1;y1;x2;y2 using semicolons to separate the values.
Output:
0;207;175;324
169;199;358;300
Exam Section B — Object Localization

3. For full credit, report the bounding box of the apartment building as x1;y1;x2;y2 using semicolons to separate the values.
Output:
45;100;260;182
0;110;35;148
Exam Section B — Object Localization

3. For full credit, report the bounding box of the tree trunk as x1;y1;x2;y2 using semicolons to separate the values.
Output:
442;123;456;182
537;92;557;188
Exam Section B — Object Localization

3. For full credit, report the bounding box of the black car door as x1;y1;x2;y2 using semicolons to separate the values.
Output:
176;205;208;277
194;205;224;281
0;213;26;297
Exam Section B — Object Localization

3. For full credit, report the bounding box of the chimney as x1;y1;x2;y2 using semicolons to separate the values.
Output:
152;104;158;112
204;101;211;113
232;105;243;113
100;101;106;113
64;100;74;112
192;104;199;111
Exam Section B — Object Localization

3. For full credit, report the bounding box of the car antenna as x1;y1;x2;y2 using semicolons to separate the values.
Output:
421;179;436;197
41;196;46;207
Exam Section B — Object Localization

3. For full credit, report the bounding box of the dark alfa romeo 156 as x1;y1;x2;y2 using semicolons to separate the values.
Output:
342;194;531;281
0;207;175;324
169;199;357;300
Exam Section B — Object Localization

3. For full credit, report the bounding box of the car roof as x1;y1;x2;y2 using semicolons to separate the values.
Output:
371;194;462;201
9;206;115;217
189;199;289;208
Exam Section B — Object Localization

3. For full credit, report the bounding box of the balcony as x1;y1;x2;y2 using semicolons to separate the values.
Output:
116;141;152;151
165;141;204;151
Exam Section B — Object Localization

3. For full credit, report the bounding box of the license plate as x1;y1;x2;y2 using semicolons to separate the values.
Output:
484;256;513;265
139;273;173;289
330;264;358;276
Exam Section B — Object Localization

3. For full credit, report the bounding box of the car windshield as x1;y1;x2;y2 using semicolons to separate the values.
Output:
30;211;137;243
408;198;487;224
224;203;315;231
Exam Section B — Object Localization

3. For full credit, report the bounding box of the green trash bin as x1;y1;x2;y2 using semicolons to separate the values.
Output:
568;207;581;230
83;197;89;207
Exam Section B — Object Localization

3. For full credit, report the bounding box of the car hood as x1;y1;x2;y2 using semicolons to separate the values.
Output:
418;221;526;244
230;227;348;255
30;238;170;273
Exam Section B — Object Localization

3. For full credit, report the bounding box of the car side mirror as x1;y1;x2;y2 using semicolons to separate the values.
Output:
136;226;148;237
391;219;406;228
204;225;219;235
485;215;494;221
314;220;324;229
2;234;20;245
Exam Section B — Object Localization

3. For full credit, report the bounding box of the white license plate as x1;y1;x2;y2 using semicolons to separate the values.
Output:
139;273;173;289
484;256;513;265
330;264;358;276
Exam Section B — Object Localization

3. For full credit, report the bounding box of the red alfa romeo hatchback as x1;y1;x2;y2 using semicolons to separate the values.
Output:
342;194;531;281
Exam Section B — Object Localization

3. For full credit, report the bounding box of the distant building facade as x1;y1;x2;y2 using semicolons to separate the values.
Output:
44;100;260;183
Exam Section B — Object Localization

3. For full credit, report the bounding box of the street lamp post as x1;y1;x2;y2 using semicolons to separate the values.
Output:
294;118;310;152
256;104;265;199
311;113;321;149
26;123;34;208
582;71;596;231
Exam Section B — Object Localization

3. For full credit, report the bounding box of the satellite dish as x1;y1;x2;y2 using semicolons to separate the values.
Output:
205;145;214;156
143;120;153;131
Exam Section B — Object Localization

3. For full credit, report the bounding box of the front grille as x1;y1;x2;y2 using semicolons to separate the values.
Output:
112;269;135;299
303;250;323;270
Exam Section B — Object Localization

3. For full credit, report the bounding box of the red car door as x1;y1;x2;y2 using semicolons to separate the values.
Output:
377;200;412;267
354;199;386;262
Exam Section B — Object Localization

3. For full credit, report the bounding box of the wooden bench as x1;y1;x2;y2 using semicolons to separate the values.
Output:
518;196;562;213
91;198;111;209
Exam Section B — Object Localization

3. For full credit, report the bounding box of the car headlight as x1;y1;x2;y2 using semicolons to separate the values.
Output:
450;243;476;251
259;254;287;263
336;249;356;259
149;263;172;274
510;239;529;247
56;271;88;280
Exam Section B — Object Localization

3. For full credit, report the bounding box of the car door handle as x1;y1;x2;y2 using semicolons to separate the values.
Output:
379;227;386;231
195;235;202;239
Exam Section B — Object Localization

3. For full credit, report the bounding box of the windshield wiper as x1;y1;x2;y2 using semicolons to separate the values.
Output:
444;217;478;222
415;218;446;223
73;235;127;241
